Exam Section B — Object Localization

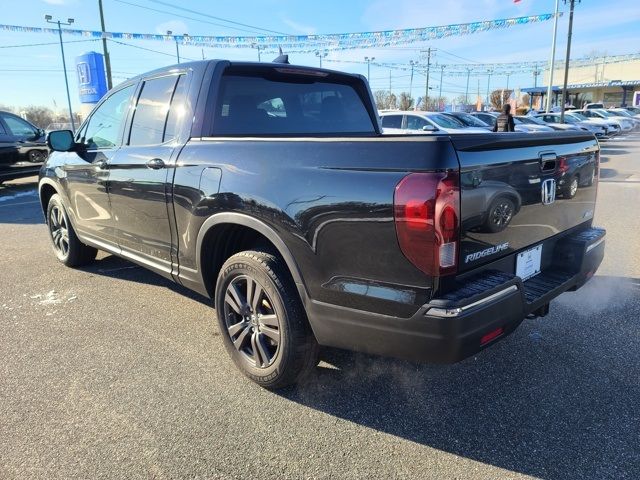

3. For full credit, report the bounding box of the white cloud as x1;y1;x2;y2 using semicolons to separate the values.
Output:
280;16;317;35
155;20;189;36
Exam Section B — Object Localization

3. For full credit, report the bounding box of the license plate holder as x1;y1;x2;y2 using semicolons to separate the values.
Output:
516;245;543;281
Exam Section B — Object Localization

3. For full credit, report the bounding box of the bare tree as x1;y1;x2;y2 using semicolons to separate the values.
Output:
23;105;56;129
373;91;399;110
398;92;414;110
490;89;512;110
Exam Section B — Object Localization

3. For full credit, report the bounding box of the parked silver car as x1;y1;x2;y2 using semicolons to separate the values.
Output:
535;112;608;138
565;111;620;136
580;109;634;132
380;111;489;134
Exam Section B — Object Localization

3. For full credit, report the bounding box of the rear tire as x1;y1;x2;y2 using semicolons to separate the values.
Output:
46;194;97;267
215;250;319;389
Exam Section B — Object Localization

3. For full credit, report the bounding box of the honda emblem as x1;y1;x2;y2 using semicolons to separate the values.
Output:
541;178;556;205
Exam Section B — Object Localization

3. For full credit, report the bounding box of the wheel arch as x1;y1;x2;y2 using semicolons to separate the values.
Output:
38;178;60;217
196;213;308;302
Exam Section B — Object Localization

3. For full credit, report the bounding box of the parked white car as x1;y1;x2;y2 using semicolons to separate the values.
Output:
580;109;634;132
535;112;608;138
380;111;489;134
565;111;620;136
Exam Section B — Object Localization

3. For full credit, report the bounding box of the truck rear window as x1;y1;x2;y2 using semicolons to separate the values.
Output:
213;72;375;136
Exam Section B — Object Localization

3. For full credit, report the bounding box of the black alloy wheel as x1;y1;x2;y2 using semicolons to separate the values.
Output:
28;150;46;163
48;203;70;258
485;197;515;233
46;194;97;267
215;250;319;389
223;275;281;368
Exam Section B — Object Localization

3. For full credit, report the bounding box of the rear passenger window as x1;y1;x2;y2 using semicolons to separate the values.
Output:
381;115;402;129
129;75;181;146
164;75;188;142
214;72;375;135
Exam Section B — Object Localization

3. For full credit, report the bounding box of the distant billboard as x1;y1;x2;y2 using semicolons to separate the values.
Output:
75;51;108;104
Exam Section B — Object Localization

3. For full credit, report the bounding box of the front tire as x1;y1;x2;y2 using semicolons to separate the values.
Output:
46;194;97;267
215;250;319;389
28;150;47;163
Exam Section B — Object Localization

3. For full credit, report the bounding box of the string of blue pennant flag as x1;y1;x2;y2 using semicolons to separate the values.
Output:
0;14;557;52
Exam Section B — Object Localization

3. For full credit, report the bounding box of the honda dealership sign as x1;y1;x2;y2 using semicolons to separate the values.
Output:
75;51;108;104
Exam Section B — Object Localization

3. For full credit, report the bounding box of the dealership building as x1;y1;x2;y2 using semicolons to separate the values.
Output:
523;57;640;109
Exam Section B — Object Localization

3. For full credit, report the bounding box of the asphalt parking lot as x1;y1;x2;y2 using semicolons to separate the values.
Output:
1;133;639;479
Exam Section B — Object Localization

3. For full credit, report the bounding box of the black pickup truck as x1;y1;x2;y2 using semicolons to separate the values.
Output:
39;60;605;388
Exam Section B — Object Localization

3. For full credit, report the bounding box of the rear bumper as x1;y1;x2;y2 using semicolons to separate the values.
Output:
307;227;605;363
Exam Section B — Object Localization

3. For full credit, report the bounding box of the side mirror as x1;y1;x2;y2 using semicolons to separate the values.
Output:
472;176;481;188
47;130;75;152
422;124;437;131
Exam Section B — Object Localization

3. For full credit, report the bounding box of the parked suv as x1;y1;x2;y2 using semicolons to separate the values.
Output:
0;111;48;184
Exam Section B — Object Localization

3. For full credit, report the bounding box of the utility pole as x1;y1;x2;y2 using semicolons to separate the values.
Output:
465;68;471;105
486;70;492;111
364;56;375;82
545;0;560;112
560;0;579;122
315;50;327;67
438;64;444;111
98;0;112;90
409;60;417;100
533;68;540;88
422;47;434;109
45;15;75;131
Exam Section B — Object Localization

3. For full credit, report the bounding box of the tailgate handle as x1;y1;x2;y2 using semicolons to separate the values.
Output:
539;153;557;172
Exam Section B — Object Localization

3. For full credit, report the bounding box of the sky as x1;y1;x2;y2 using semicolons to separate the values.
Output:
0;0;639;112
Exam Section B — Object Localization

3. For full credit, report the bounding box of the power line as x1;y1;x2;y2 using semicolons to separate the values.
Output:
111;0;273;36
0;39;99;49
146;0;291;36
107;38;196;61
437;48;482;64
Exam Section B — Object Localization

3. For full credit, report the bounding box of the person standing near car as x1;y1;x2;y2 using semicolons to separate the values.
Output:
493;104;515;132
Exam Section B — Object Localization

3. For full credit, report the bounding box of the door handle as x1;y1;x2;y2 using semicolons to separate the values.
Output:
94;159;108;169
146;158;165;169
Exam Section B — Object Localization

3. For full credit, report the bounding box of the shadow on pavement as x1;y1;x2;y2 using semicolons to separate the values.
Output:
598;168;619;179
78;254;211;307
0;180;42;224
598;149;629;155
278;275;640;479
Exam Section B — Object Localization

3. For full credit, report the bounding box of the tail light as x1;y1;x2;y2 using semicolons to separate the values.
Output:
394;171;460;276
558;156;569;173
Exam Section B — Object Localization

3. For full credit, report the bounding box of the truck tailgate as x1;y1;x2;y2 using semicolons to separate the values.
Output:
450;132;599;273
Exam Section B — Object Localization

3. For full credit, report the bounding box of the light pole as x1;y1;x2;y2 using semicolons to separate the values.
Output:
364;56;375;82
409;60;417;100
252;43;262;62
45;15;75;131
560;0;579;122
465;68;471;105
545;0;560;112
315;50;327;68
97;0;112;89
438;64;445;111
486;70;492;111
168;31;188;63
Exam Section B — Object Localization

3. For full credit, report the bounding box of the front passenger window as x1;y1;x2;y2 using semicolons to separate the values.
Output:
83;84;135;149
